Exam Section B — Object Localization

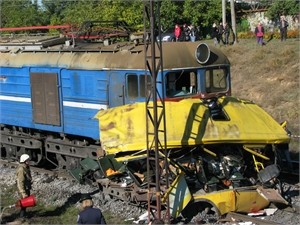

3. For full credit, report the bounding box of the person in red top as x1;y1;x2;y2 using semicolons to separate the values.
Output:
255;22;265;45
174;24;181;42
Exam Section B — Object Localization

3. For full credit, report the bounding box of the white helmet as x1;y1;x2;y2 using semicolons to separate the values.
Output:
20;154;30;163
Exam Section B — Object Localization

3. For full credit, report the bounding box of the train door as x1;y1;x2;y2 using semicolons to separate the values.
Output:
108;72;125;107
30;72;61;126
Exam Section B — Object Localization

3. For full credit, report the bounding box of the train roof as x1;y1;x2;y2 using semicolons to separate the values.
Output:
0;35;230;70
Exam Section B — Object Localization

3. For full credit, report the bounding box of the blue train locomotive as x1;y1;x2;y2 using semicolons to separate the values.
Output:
0;28;232;169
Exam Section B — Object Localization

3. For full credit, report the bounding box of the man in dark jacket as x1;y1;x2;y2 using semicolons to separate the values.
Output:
279;15;289;41
211;23;219;46
77;193;106;224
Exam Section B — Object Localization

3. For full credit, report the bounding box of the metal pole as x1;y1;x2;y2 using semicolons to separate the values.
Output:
222;0;226;25
230;0;237;44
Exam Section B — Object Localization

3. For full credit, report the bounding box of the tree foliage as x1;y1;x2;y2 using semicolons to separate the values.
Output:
0;0;47;27
266;0;300;20
0;0;298;36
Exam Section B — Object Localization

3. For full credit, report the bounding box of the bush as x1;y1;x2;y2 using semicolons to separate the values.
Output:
287;29;300;38
237;29;299;39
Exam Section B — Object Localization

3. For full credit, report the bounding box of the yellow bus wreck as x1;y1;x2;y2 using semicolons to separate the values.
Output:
70;97;290;220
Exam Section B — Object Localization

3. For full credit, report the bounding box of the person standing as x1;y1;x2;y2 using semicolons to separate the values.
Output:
279;15;289;41
211;23;219;46
255;22;264;45
223;22;230;45
16;154;32;219
77;193;106;224
182;24;190;41
188;24;196;42
174;24;181;42
218;22;224;44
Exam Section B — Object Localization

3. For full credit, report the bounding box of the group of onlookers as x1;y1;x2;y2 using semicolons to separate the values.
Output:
211;22;231;46
173;15;289;45
254;15;289;46
174;23;198;42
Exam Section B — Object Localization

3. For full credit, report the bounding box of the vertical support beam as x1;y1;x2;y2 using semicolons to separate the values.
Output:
222;0;227;25
143;0;169;223
230;0;237;44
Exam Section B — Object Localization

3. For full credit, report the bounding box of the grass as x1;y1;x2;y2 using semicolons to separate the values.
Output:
0;184;77;224
220;38;300;154
0;184;133;224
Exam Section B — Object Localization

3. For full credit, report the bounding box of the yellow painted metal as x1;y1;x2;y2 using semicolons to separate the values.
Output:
193;187;270;215
162;172;192;218
252;155;265;172
243;146;270;160
95;97;290;155
203;147;217;157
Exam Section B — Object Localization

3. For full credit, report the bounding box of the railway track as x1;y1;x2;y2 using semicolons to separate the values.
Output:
0;159;75;181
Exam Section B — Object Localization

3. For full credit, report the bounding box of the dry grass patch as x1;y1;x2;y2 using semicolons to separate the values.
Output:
222;38;299;150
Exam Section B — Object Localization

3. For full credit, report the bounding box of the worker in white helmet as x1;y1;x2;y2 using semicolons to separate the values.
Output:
16;154;32;219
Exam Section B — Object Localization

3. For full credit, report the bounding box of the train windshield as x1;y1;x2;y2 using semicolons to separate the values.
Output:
166;70;197;97
205;68;227;93
165;67;229;98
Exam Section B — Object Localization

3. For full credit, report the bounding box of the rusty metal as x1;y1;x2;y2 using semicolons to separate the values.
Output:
256;186;289;205
0;41;229;71
30;72;61;126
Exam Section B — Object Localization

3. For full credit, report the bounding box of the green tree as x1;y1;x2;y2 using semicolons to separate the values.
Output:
181;0;222;38
160;0;183;30
60;0;143;29
41;0;74;25
0;0;47;28
266;0;300;20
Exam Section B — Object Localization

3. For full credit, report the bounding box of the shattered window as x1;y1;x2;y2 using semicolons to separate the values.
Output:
166;70;198;97
205;69;227;93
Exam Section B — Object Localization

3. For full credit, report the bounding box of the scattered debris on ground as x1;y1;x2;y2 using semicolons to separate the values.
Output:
0;164;299;224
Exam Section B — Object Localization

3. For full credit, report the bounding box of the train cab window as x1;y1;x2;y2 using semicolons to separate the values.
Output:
205;68;227;93
127;74;138;98
126;74;151;99
166;70;198;97
139;75;151;98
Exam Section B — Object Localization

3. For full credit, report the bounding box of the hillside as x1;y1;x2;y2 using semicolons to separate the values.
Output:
219;38;299;153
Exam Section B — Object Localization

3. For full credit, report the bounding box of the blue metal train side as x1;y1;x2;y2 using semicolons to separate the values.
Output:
1;67;34;129
1;67;108;140
59;69;108;139
0;65;150;141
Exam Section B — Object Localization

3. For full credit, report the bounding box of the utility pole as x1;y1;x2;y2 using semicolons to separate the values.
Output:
230;0;237;44
222;0;226;25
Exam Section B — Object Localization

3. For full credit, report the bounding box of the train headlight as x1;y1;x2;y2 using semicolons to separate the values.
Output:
195;43;210;64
